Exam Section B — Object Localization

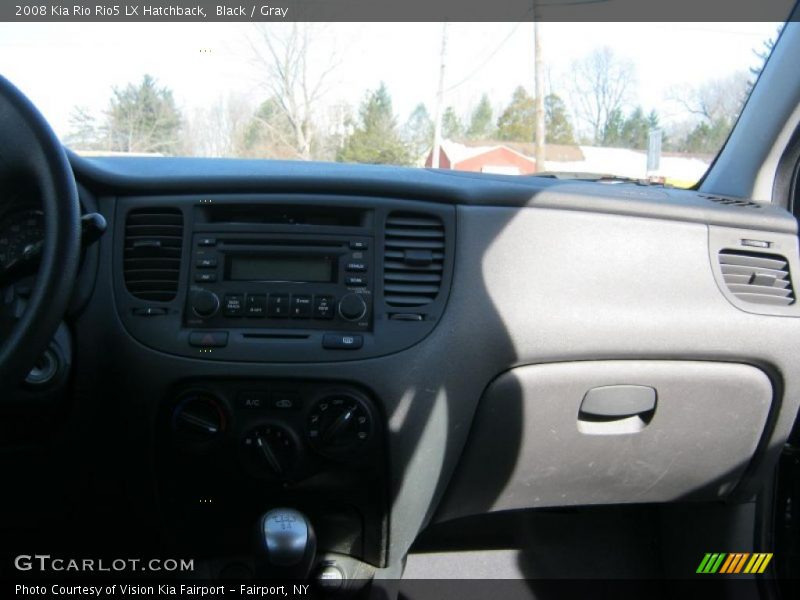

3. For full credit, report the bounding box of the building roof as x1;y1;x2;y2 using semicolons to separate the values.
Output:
457;140;585;162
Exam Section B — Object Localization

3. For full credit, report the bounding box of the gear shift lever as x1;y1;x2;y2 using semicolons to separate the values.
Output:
254;508;317;579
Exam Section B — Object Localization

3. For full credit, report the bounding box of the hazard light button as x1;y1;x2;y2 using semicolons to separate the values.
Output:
189;331;229;348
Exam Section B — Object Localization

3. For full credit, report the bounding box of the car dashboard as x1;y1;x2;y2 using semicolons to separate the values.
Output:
4;153;800;585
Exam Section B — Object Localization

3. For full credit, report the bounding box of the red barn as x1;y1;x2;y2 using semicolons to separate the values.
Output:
424;140;585;175
425;141;538;175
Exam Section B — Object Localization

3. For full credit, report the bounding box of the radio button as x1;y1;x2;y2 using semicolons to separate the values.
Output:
195;272;217;283
291;295;312;318
345;275;368;286
246;294;267;317
346;262;367;272
268;294;290;318
224;294;244;316
196;258;218;269
313;295;335;319
322;334;363;350
189;331;228;348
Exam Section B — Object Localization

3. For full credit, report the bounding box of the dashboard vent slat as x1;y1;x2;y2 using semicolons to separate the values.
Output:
124;208;183;302
718;249;794;306
384;212;445;308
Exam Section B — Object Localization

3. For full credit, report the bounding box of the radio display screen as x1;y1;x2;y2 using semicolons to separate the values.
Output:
227;255;334;282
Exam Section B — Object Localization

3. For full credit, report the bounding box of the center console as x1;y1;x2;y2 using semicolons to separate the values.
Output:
113;194;455;362
109;194;455;579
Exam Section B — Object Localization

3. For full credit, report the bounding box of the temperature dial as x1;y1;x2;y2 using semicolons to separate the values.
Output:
172;393;226;444
243;424;297;478
307;394;372;459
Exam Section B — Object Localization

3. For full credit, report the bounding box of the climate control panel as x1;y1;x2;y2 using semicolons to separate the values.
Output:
166;381;381;482
158;379;387;567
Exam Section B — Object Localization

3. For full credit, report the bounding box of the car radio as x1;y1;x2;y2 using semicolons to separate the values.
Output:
185;232;372;332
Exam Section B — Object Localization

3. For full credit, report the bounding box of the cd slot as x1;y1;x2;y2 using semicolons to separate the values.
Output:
222;238;344;248
196;204;368;227
242;333;311;340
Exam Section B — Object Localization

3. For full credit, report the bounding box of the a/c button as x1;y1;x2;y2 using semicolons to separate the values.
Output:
322;334;363;350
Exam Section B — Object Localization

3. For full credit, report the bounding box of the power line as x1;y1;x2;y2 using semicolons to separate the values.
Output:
444;22;525;93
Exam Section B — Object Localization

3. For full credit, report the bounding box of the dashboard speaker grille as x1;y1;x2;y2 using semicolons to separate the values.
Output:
124;208;183;302
719;249;794;306
383;212;445;307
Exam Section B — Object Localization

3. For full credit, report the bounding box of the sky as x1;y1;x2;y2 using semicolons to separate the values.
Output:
0;21;782;142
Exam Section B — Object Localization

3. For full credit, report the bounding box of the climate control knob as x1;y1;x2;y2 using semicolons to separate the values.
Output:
307;394;373;459
190;289;220;318
243;424;298;478
338;293;367;322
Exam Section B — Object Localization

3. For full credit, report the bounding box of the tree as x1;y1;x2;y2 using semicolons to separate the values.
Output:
105;74;182;154
404;103;434;159
442;106;463;140
682;119;733;154
64;106;102;150
619;106;650;149
749;25;783;85
237;97;299;159
466;94;494;140
183;94;252;158
570;47;635;144
496;86;536;142
544;94;575;145
670;71;750;125
249;23;339;160
670;71;750;154
337;83;412;166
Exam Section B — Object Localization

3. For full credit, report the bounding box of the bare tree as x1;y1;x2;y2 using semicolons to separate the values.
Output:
669;71;750;124
570;47;636;144
248;23;339;160
183;94;253;157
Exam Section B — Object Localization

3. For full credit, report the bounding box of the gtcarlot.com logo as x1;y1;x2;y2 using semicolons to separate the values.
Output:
14;555;194;573
696;552;773;575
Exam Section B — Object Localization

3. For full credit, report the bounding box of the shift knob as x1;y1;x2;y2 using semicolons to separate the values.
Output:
254;508;317;579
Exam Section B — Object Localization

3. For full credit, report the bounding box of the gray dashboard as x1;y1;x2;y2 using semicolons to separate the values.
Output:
70;154;800;568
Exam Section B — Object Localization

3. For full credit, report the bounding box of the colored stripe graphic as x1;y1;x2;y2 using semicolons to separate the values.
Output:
698;552;773;574
697;553;727;573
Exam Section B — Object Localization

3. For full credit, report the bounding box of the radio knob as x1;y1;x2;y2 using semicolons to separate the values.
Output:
190;289;220;318
338;293;367;322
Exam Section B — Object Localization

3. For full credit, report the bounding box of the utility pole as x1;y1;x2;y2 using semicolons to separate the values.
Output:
431;23;448;169
533;14;545;172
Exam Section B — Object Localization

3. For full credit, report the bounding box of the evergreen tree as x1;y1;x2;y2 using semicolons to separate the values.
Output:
496;86;536;142
466;94;494;140
602;108;626;146
106;74;182;154
404;103;434;159
544;94;575;145
620;107;650;149
337;83;412;166
442;106;463;140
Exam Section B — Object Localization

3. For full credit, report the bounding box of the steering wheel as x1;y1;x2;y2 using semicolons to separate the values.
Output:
0;76;81;389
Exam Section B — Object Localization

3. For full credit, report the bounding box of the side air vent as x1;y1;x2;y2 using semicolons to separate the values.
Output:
718;249;794;306
124;208;183;301
700;193;761;209
383;212;445;307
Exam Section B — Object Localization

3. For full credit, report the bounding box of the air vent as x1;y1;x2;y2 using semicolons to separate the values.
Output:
383;212;445;307
718;249;794;306
124;208;183;302
700;193;761;209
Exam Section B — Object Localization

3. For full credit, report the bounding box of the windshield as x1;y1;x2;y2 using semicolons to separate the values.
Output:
0;21;782;186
